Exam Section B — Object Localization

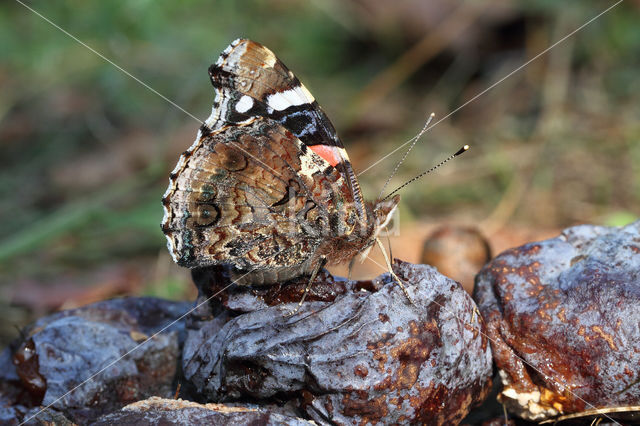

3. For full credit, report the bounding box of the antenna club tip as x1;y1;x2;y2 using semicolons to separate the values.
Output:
454;145;470;156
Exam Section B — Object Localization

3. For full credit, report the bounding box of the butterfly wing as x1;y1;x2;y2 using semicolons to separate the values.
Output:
162;117;362;284
205;38;367;223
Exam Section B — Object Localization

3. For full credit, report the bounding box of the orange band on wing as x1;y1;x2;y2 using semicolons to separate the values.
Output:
309;145;341;167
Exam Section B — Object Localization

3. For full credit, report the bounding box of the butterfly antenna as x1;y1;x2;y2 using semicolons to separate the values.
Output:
381;144;470;201
378;113;435;199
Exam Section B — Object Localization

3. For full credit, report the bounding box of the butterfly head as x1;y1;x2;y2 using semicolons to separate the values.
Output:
352;194;400;264
372;194;400;236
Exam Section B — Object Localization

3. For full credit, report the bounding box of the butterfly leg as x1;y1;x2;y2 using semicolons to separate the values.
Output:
347;256;357;281
375;238;416;307
284;257;327;317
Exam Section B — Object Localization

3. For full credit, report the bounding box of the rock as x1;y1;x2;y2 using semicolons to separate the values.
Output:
1;261;495;424
190;265;353;313
421;225;492;294
474;221;640;421
93;396;315;425
480;418;518;426
184;260;493;425
19;407;75;426
4;297;191;424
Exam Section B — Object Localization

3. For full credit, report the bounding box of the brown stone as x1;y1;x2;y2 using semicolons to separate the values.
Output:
474;221;640;421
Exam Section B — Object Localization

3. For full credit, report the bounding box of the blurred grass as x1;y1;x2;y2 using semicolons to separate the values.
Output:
0;0;638;340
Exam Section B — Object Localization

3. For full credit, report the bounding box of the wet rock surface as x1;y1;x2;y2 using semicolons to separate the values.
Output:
185;260;493;425
474;221;640;421
191;265;355;313
1;297;191;424
1;262;494;424
93;396;315;425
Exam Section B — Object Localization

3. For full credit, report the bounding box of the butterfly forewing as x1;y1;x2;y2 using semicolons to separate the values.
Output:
206;39;367;222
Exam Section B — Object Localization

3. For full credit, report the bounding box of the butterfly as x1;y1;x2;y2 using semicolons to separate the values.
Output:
161;38;400;292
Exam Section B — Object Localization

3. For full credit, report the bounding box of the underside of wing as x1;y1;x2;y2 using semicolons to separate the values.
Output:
205;38;367;222
162;117;360;276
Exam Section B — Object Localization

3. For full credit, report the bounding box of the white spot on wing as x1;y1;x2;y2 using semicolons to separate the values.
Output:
266;92;290;111
267;85;315;111
235;95;254;113
299;151;320;177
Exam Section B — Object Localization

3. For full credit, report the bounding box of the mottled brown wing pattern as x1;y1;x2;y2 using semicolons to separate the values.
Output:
162;39;403;287
162;117;359;284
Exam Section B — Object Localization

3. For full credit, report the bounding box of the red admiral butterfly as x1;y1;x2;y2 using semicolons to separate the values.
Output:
162;39;400;292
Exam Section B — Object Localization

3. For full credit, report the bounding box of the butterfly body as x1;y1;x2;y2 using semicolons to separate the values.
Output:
162;39;399;285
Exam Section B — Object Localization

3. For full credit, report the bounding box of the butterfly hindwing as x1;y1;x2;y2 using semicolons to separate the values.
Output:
162;117;359;281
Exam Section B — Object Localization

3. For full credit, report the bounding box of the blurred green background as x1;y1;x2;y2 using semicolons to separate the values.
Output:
0;0;638;345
